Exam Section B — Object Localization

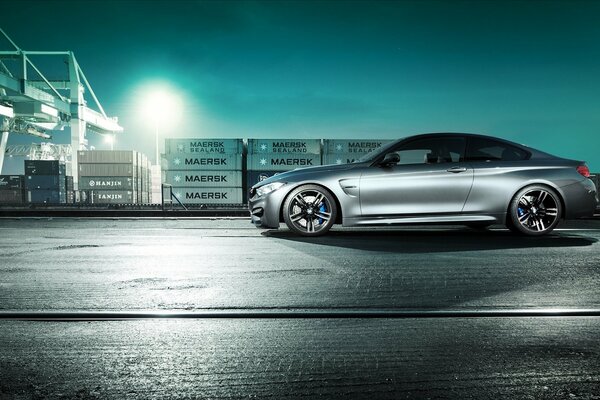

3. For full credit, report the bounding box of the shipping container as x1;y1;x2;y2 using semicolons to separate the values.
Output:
322;153;364;165
25;175;66;190
25;160;66;176
163;170;243;188
78;150;137;164
0;189;24;204
91;190;135;204
323;139;390;154
165;138;244;155
246;170;286;188
170;187;243;204
78;163;135;177
65;176;74;191
0;175;24;190
248;139;321;155
27;190;65;204
79;177;135;190
247;152;321;171
162;154;243;171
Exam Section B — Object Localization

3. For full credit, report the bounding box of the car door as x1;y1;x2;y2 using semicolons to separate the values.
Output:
359;136;474;217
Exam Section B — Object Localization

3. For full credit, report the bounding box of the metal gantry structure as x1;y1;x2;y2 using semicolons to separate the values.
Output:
0;28;123;189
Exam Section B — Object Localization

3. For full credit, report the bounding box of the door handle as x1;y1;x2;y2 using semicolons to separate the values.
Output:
446;166;467;173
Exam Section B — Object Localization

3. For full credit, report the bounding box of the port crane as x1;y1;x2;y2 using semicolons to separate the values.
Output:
0;27;123;189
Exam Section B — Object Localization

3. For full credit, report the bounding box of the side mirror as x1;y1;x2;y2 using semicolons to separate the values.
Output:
380;152;400;167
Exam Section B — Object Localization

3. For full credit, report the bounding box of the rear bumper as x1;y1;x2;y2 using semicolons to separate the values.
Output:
562;178;598;219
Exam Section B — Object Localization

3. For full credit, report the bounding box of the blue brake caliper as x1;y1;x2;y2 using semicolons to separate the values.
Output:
517;207;525;217
318;202;327;225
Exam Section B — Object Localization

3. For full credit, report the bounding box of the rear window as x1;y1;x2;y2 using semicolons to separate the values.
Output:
466;137;529;162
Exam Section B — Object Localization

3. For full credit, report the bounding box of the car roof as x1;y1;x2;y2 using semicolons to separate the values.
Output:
392;132;559;159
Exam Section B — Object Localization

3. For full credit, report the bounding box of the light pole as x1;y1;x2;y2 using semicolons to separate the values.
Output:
141;85;182;166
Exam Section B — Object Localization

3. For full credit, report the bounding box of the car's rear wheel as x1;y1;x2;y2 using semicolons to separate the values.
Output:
283;185;337;236
508;185;562;236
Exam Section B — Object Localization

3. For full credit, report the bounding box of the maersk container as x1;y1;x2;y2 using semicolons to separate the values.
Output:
322;153;365;165
0;189;24;204
247;152;321;171
162;154;243;171
79;177;134;190
248;139;321;155
165;138;244;155
246;170;286;188
163;170;243;188
0;175;24;190
79;163;135;177
323;139;390;154
25;160;66;176
78;150;137;164
91;190;134;204
25;175;66;190
170;187;243;205
27;190;65;204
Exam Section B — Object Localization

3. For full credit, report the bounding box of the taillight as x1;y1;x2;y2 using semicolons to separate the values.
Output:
577;164;591;178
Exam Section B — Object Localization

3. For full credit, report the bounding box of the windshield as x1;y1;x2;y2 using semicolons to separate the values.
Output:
355;139;401;163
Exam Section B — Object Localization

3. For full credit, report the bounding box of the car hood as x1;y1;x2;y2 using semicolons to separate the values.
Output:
254;162;362;187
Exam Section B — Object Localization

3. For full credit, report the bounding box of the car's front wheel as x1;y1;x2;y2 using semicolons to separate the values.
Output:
283;185;337;236
507;185;562;236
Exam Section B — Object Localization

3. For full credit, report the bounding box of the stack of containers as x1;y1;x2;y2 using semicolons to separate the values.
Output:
151;165;162;204
247;139;322;188
65;176;74;203
24;160;67;204
78;150;143;204
322;139;391;165
162;138;244;206
0;175;25;204
135;152;152;204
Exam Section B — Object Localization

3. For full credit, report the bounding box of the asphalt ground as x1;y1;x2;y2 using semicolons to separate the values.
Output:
1;218;600;398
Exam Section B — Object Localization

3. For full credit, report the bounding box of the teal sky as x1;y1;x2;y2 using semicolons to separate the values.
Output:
1;0;600;172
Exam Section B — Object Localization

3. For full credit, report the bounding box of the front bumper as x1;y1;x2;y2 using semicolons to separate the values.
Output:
247;186;289;229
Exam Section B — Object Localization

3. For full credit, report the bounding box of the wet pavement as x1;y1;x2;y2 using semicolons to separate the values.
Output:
1;218;599;398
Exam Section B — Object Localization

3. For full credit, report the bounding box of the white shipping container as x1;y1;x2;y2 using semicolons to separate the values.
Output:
163;170;243;188
165;138;243;155
79;177;135;190
170;187;243;204
247;152;321;171
78;150;137;164
91;190;134;204
79;163;135;177
323;139;390;154
162;154;243;171
248;139;321;155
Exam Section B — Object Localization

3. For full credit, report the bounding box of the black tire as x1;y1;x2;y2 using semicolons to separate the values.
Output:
507;185;562;236
283;185;337;237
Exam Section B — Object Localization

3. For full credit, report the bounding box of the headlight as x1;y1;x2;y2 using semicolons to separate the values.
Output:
255;182;286;197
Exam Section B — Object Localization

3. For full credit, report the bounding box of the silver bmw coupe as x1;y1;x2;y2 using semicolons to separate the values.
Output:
248;133;598;236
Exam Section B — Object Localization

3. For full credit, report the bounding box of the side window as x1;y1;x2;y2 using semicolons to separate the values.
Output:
391;137;466;165
466;138;529;162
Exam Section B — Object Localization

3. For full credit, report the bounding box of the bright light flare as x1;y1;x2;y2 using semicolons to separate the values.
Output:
137;81;184;128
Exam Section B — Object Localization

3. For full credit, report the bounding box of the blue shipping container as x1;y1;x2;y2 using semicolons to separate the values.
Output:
27;190;66;204
25;160;66;176
25;175;66;190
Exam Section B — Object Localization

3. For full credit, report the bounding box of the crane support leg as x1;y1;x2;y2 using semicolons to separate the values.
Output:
70;117;86;190
0;130;8;174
